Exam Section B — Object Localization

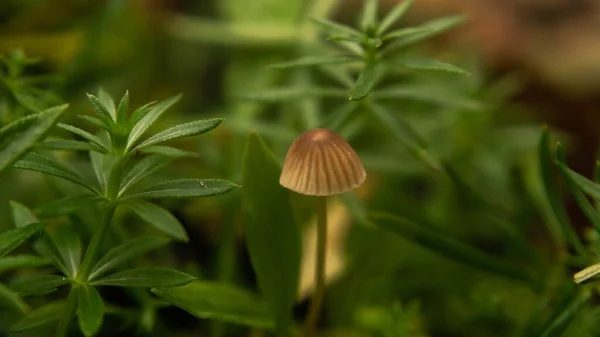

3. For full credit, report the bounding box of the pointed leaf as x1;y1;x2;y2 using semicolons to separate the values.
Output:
152;281;273;328
377;0;414;34
50;225;82;278
36;195;101;218
242;132;300;334
0;255;49;274
541;291;591;337
0;104;67;173
116;90;129;123
89;236;171;281
119;155;171;197
86;94;115;124
139;145;200;158
349;62;377;101
38;139;106;152
0;223;45;257
241;87;346;101
370;212;535;284
311;17;362;37
393;58;469;75
10;200;38;228
77;285;104;337
10;275;69;295
127;201;188;241
97;88;116;121
90;267;194;287
383;15;466;53
11;301;66;331
123;179;239;200
557;162;600;200
555;143;600;234
57;123;110;153
13;153;98;194
130;101;157;126
361;0;378;31
0;283;29;314
79;115;111;131
269;55;360;69
135;118;222;150
126;94;182;151
381;27;432;41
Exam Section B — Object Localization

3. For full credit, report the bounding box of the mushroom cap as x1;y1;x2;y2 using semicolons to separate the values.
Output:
279;128;366;196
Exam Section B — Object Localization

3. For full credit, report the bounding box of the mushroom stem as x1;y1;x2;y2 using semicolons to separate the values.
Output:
305;196;328;337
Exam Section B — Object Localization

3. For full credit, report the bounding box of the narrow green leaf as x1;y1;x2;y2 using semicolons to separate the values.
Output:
269;55;360;69
349;62;377;101
558;163;600;200
13;153;99;194
77;285;104;337
370;212;535;284
556;143;600;234
89;236;171;281
383;15;466;53
152;281;273;328
323;103;356;130
90;151;109;191
135;118;223;150
126;94;182;151
57;123;110;153
90;267;195;287
86;94;115;124
240;87;346;101
361;0;378;31
36;195;101;219
381;27;431;41
78;115;111;131
38;139;106;152
539;128;587;261
10;275;69;295
541;291;591;337
0;283;29;314
127;201;188;241
242;132;300;334
139;145;200;158
116;90;129;123
50;225;82;279
311;17;362;37
123;179;239;200
97;88;116;121
377;0;414;35
392;58;469;75
11;301;66;331
0;255;49;274
0;223;44;257
0;104;67;173
119;155;172;197
10;200;39;228
129;101;157;126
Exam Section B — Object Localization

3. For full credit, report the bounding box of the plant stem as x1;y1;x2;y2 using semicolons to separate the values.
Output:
54;284;78;337
305;196;328;337
77;204;117;282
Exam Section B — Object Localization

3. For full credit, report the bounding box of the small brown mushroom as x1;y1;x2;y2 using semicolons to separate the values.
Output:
279;128;366;337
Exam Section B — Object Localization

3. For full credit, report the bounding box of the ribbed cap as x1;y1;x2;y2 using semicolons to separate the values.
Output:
279;128;366;196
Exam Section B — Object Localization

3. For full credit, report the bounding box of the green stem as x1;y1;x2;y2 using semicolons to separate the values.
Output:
54;284;79;337
77;204;117;282
305;196;328;337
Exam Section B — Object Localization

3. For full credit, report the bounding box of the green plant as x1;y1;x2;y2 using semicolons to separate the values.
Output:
0;89;238;336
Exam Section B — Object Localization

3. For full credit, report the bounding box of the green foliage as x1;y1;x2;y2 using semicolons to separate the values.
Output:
90;267;195;287
0;223;44;257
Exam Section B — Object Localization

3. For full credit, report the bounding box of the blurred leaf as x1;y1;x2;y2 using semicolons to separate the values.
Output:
0;222;44;257
89;236;171;281
10;200;38;228
541;291;591;337
36;195;101;218
242;132;300;335
0;255;48;273
0;283;29;314
13;153;98;194
135;118;223;150
0;104;67;173
377;0;414;35
311;18;362;37
119;155;171;197
79;115;111;131
57;123;110;153
322;102;356;130
383;15;466;53
240;87;346;101
381;27;431;41
127;95;181;152
50;225;82;278
392;58;469;75
86;94;115;125
11;275;69;295
370;212;535;284
539;128;587;260
116;91;129;124
557;162;600;199
128;201;188;242
97;88;116;121
90;267;195;288
123;179;239;200
269;55;360;69
11;301;66;331
349;62;377;101
360;0;378;31
77;285;104;337
152;280;273;328
38;139;106;153
139;145;200;158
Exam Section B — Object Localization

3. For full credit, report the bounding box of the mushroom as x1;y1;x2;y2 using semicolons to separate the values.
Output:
280;128;366;336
